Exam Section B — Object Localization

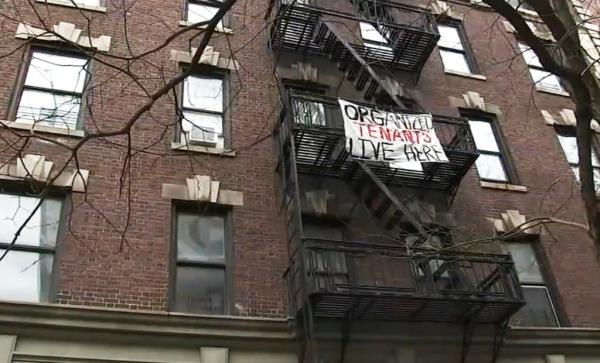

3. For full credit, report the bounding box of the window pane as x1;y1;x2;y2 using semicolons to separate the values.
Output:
188;3;223;28
0;250;54;303
474;154;508;182
518;43;542;67
360;22;388;44
181;111;224;148
177;212;225;261
25;51;88;93
174;266;225;314
503;242;544;284
557;134;600;167
0;194;62;247
511;286;558;327
440;50;471;74
570;166;600;194
183;76;224;112
16;89;81;129
529;68;564;92
438;25;464;50
468;120;500;152
557;134;579;164
293;100;326;126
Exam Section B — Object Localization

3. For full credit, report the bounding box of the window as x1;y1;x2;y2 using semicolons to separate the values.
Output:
0;192;62;303
518;43;565;92
288;88;326;127
556;129;600;194
186;0;224;28
180;74;225;148
360;22;392;51
503;241;559;327
438;24;473;74
506;0;535;12
173;208;229;314
15;49;89;130
468;118;512;182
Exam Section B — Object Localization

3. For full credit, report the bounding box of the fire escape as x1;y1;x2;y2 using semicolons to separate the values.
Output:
268;1;525;362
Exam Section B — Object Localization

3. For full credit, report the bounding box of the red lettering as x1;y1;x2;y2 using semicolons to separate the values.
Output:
402;130;414;143
367;124;377;139
392;129;402;142
379;127;392;142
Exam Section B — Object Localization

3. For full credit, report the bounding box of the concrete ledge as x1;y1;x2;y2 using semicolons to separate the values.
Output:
481;181;528;192
35;0;107;12
1;121;85;138
0;301;293;343
444;70;487;81
537;86;570;97
171;142;235;157
178;20;233;34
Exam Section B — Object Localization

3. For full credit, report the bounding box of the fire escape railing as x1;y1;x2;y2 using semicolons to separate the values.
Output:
281;90;479;190
268;0;440;75
289;238;525;324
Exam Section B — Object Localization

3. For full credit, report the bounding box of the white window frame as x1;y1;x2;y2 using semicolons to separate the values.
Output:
468;118;511;183
518;43;565;93
359;21;393;52
186;0;225;29
556;129;600;194
15;48;89;131
0;192;63;303
180;74;226;148
437;23;474;75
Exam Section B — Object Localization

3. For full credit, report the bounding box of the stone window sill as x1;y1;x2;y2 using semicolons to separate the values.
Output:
178;20;233;34
171;142;236;157
537;86;570;97
1;121;86;138
35;0;107;12
444;70;487;81
481;181;528;192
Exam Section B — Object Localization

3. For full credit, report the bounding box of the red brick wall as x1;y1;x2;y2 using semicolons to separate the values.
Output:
0;0;287;317
0;0;599;327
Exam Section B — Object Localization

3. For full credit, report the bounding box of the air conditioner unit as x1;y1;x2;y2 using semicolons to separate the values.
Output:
188;125;218;145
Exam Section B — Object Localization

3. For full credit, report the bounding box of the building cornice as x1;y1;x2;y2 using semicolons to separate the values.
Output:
0;301;294;342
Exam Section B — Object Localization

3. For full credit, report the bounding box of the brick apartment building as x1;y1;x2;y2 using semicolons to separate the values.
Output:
0;0;600;362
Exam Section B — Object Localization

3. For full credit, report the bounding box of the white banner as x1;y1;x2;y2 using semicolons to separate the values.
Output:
338;99;449;170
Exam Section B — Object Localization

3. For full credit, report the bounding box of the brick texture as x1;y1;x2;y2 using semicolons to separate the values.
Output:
0;0;598;327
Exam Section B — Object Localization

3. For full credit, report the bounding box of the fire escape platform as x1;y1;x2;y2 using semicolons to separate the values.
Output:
269;1;440;73
285;92;479;190
294;239;525;324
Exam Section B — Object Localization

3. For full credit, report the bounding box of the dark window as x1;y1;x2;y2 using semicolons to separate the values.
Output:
15;48;89;130
503;241;559;327
173;207;229;314
180;73;226;147
556;128;600;194
519;43;565;92
437;23;475;74
0;192;63;303
287;87;327;127
467;118;513;183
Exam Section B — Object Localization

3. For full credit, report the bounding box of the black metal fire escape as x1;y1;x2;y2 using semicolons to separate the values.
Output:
269;1;525;363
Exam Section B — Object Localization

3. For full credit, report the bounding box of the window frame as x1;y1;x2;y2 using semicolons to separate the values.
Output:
359;21;392;50
437;21;479;75
185;0;229;28
555;125;600;193
503;239;561;327
0;184;68;304
169;203;234;315
461;110;520;184
9;45;91;131
518;42;566;93
176;66;230;148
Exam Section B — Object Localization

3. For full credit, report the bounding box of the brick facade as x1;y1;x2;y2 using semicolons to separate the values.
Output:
0;0;599;328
